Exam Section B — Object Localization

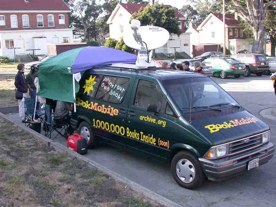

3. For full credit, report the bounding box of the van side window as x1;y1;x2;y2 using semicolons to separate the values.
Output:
95;76;129;103
134;80;163;112
165;103;176;117
79;74;102;97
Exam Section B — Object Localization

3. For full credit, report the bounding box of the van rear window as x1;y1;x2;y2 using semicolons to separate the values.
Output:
95;76;130;104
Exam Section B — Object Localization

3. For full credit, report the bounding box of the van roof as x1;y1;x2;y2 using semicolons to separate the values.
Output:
89;64;203;81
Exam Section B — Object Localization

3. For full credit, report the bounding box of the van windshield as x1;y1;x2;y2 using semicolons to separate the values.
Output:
162;77;239;115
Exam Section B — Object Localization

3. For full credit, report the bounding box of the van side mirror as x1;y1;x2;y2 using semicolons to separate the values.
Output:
147;104;158;113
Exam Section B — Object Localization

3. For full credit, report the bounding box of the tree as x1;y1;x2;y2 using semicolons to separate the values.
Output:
96;0;118;44
71;0;102;41
127;0;147;3
230;0;273;53
180;1;223;27
132;4;181;35
265;3;276;56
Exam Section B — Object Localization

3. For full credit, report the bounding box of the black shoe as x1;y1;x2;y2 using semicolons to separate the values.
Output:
22;119;28;123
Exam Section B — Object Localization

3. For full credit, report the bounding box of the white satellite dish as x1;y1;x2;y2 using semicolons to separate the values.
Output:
123;20;170;68
123;25;170;50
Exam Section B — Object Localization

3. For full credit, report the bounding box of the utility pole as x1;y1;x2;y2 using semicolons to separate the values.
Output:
223;0;226;55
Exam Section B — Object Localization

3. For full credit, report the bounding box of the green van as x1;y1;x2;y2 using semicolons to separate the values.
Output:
71;64;274;189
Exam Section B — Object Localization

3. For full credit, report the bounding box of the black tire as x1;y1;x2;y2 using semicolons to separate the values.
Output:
171;151;204;189
234;74;240;78
78;121;96;148
220;70;227;79
256;72;262;76
244;67;250;77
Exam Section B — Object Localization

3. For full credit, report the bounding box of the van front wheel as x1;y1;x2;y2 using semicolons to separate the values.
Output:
171;151;204;189
78;122;96;148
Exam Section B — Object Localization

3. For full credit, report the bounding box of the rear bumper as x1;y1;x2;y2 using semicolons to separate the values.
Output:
199;142;274;181
250;66;269;73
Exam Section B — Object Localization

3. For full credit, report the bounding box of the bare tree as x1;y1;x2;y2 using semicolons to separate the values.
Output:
231;0;273;53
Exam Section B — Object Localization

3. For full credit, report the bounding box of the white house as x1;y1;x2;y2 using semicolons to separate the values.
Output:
184;23;200;57
0;0;73;60
196;13;251;54
107;3;190;55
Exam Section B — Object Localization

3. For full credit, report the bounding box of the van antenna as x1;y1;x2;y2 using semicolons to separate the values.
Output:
123;19;170;68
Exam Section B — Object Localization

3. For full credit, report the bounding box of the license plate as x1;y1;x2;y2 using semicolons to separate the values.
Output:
247;158;259;170
261;63;264;65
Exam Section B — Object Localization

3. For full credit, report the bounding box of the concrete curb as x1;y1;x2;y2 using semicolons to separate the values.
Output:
0;112;182;207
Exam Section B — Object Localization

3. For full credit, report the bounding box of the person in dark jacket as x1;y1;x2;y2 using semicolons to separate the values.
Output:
14;63;28;122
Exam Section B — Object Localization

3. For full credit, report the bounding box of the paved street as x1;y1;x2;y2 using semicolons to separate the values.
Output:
7;75;276;207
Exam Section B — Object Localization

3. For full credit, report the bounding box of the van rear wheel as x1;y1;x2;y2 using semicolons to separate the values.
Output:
78;121;96;148
171;151;204;189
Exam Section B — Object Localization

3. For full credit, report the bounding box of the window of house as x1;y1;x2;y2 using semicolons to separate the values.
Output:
58;14;65;24
48;14;55;27
211;32;215;38
37;14;44;27
10;15;18;28
240;30;244;38
96;76;130;104
229;28;233;36
5;39;14;49
0;15;5;26
22;14;29;28
178;21;182;30
234;28;238;37
134;80;164;113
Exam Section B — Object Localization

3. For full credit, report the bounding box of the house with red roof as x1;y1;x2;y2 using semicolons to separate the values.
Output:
195;13;251;54
107;2;191;55
0;0;73;59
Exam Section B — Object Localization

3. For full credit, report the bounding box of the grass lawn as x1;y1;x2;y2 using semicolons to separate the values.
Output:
0;63;18;74
0;76;17;107
0;117;163;207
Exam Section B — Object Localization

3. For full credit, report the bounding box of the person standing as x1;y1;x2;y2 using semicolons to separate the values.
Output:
14;63;28;122
183;61;190;71
194;61;204;74
270;72;276;95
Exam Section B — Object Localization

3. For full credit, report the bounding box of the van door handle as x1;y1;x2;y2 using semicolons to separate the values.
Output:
128;111;136;116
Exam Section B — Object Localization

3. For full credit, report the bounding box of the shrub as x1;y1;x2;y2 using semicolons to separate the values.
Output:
0;56;10;63
104;38;117;48
87;40;100;46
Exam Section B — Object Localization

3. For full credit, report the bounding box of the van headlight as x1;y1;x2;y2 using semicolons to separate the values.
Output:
204;144;228;159
262;131;270;143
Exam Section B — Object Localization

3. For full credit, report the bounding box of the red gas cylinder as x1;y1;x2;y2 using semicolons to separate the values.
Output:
67;132;88;155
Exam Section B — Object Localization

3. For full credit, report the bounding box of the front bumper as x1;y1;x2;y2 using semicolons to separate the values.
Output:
199;142;274;181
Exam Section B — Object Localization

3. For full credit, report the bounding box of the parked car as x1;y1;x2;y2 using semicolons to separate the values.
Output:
25;55;53;71
267;57;276;73
203;57;246;79
231;53;269;76
194;51;224;61
174;59;213;76
71;63;274;189
153;51;191;68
